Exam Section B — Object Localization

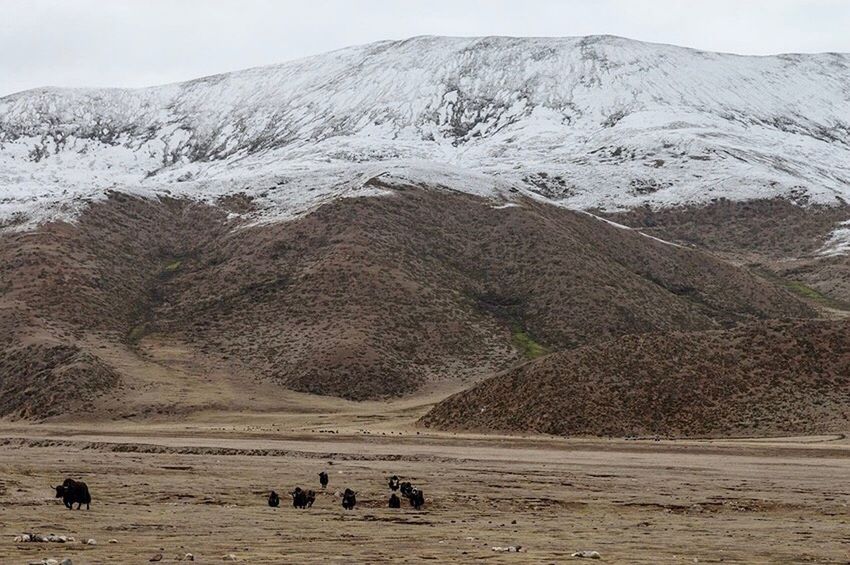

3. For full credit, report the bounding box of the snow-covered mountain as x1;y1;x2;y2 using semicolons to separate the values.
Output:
2;35;850;227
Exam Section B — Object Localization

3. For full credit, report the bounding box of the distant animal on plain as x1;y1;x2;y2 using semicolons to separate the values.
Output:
341;488;357;510
319;471;329;489
54;478;91;510
268;491;280;507
388;475;400;491
291;487;309;509
399;481;413;498
407;487;425;510
388;493;401;508
305;489;316;508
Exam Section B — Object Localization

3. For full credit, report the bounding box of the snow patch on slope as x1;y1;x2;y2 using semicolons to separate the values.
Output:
579;210;684;248
821;220;850;257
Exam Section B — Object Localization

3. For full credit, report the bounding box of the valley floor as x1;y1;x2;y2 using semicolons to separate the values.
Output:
1;421;849;563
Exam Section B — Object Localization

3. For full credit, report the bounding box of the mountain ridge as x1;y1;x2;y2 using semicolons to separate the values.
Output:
8;34;850;97
2;34;849;233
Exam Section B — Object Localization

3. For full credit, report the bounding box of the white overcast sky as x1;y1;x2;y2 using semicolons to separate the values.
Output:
1;0;849;96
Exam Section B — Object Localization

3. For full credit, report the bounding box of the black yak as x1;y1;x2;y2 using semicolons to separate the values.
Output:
291;487;308;509
399;481;413;498
268;491;280;507
319;471;329;489
388;493;401;508
407;487;425;510
341;488;357;510
388;475;400;491
305;489;316;508
54;478;91;510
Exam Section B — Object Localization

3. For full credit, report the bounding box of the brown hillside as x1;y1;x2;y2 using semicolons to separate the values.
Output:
0;184;816;415
0;343;120;420
605;198;849;258
421;320;850;438
605;198;850;306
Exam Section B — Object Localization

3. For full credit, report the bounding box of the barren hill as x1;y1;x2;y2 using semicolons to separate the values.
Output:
421;319;850;438
0;184;815;416
1;36;848;428
604;198;850;308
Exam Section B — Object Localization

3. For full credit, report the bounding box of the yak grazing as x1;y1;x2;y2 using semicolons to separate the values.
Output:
407;487;425;510
341;488;357;510
55;478;91;510
291;487;316;509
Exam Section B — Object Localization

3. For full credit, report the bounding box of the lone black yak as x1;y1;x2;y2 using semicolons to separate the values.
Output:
319;471;329;489
388;493;401;508
268;491;280;507
55;478;91;510
341;488;357;510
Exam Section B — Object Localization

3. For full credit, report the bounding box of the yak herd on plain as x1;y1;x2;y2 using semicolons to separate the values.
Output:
268;473;426;511
53;472;426;512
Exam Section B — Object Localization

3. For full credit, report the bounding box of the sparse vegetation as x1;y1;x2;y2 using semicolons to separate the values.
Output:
0;344;120;419
127;323;148;344
423;319;850;438
784;280;838;304
163;259;182;272
512;327;549;358
752;266;850;311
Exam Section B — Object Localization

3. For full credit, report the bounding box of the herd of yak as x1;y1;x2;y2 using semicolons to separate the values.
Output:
268;472;426;511
53;473;426;512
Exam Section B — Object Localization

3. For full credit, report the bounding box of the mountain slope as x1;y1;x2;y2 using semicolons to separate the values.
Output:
0;35;847;423
421;319;850;438
604;198;850;306
0;184;815;414
2;35;850;228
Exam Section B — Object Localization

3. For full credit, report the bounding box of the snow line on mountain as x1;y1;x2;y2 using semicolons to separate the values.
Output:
2;35;849;239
